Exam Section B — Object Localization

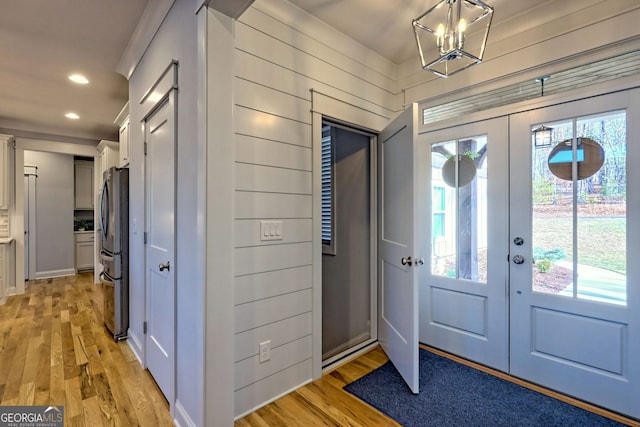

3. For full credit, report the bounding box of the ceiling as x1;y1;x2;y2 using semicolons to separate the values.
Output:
0;0;545;144
286;0;536;64
0;0;148;144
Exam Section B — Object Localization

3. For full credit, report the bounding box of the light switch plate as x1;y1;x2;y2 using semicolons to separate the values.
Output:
260;221;283;241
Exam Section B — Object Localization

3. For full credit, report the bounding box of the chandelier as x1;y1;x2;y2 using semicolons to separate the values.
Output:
413;0;494;77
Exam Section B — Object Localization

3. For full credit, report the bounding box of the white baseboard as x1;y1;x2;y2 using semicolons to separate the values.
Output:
34;269;76;280
127;329;144;365
174;400;197;427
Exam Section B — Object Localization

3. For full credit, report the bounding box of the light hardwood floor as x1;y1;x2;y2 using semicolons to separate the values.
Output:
235;346;401;427
4;274;637;426
0;273;174;426
237;345;640;427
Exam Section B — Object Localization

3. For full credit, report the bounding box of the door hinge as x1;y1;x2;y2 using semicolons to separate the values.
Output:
144;141;148;155
143;321;147;334
144;232;148;244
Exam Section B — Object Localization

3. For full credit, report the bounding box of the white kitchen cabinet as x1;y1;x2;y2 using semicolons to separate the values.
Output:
98;140;119;175
75;231;94;272
0;239;15;305
0;134;15;210
74;160;94;209
115;102;129;167
0;242;5;304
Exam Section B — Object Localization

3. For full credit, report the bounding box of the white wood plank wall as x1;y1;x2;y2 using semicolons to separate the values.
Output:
232;0;397;416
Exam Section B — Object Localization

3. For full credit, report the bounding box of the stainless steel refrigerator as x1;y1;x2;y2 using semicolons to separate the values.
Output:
99;166;129;341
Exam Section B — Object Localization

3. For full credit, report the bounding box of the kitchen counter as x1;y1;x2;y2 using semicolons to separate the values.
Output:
0;237;14;244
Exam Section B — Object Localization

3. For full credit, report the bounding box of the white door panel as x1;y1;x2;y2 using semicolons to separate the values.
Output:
379;104;421;393
145;95;176;405
419;117;509;372
509;89;640;419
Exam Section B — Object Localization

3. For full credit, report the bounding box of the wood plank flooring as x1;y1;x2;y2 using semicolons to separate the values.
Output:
0;273;174;426
4;273;638;426
235;347;401;427
237;345;640;426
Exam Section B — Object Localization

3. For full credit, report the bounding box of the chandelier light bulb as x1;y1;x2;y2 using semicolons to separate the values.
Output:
436;23;445;48
458;18;467;33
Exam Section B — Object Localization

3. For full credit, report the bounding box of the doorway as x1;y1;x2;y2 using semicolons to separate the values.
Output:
417;89;640;418
321;120;377;366
23;166;37;280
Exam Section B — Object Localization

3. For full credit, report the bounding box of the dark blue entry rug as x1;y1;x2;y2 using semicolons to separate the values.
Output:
344;349;625;427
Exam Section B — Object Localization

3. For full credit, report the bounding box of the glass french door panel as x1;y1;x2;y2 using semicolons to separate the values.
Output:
431;136;488;283
530;110;626;305
576;111;626;305
531;119;575;296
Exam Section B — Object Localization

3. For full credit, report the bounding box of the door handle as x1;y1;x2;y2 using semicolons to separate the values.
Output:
512;255;525;264
159;261;171;272
401;256;413;266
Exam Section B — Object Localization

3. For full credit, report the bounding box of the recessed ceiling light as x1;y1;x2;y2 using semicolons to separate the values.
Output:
68;74;89;84
65;112;80;120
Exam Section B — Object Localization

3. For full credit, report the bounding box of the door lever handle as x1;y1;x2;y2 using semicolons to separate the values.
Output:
159;261;171;272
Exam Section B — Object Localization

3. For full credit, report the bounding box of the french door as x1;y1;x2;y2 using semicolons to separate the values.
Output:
419;89;640;418
420;117;509;372
509;90;640;419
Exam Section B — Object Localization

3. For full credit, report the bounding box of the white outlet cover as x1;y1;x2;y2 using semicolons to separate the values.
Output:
259;340;271;363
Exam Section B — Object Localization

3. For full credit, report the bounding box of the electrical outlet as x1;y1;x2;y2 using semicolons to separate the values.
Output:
259;340;271;363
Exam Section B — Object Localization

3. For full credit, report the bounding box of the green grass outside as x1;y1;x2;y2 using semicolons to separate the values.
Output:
533;216;626;274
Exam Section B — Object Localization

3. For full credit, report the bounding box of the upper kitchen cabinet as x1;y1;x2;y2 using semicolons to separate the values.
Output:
0;134;15;210
74;160;94;209
97;140;119;174
115;102;129;167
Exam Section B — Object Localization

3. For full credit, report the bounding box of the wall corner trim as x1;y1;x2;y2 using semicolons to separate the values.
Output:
116;0;176;80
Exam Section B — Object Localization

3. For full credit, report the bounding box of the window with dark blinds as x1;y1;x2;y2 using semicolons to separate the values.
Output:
321;125;335;254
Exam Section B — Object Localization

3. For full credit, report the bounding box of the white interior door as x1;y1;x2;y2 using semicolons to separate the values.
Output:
379;104;421;393
144;95;176;404
509;89;640;419
23;171;36;281
24;175;29;279
419;117;509;371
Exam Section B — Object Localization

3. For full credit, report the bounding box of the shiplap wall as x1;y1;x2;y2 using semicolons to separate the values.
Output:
232;0;396;416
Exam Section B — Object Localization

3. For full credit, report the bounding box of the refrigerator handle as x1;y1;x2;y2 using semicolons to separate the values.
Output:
100;251;115;263
99;272;114;286
99;178;109;241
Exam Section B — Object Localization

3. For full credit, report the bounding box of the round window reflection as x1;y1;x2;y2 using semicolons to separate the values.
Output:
442;154;477;188
547;137;605;181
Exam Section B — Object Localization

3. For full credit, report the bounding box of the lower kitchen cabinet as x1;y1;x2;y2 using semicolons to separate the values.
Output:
0;239;15;304
75;231;95;272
